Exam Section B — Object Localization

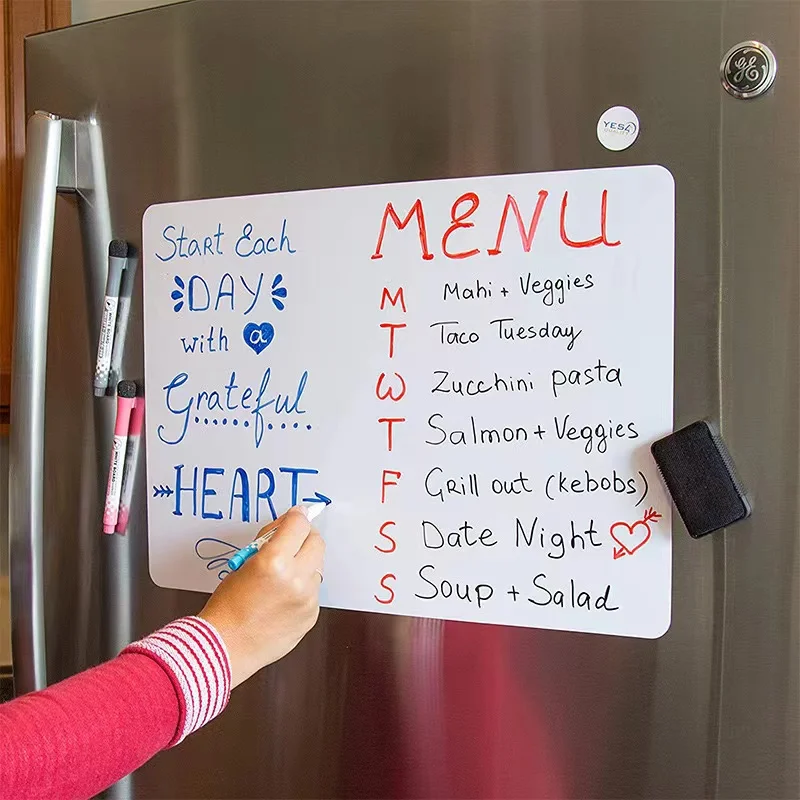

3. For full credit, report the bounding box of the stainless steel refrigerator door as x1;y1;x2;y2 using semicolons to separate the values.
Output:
20;1;799;797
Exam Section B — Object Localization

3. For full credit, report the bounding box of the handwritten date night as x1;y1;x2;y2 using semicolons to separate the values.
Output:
419;515;601;560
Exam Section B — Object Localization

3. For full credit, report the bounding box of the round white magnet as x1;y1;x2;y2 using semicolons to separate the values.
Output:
596;106;640;151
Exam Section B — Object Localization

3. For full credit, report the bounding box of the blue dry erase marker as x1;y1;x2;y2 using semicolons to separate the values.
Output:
227;502;329;572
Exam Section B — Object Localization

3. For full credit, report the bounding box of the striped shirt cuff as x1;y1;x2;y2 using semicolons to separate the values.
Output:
122;616;232;747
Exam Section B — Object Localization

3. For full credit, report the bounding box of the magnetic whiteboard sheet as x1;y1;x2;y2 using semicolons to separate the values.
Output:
143;165;674;639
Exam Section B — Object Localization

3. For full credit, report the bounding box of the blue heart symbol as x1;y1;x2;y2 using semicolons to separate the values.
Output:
243;322;275;354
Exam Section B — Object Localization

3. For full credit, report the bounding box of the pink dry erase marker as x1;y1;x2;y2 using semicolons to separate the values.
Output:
103;380;137;534
115;395;145;534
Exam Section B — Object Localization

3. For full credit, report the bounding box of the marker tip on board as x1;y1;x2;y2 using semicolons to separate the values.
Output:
226;502;331;572
303;502;327;523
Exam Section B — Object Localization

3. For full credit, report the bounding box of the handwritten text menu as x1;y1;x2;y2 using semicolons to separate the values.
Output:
143;166;674;638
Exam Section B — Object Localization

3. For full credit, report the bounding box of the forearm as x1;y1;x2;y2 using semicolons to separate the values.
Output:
0;617;230;800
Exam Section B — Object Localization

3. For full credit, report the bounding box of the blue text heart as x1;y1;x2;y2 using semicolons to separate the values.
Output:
243;322;275;354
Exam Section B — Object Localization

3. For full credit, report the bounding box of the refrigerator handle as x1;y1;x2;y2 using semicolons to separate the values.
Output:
9;111;77;694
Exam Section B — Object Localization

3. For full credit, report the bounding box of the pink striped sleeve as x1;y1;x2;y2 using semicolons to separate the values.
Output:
122;615;231;746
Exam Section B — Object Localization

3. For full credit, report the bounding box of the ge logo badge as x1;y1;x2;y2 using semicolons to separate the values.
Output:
721;41;777;99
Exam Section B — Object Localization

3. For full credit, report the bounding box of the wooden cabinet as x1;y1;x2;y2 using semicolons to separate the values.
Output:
0;0;70;428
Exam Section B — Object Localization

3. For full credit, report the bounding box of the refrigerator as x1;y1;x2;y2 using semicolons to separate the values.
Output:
8;1;799;798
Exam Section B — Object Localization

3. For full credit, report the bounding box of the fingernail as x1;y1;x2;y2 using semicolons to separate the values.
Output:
297;505;311;519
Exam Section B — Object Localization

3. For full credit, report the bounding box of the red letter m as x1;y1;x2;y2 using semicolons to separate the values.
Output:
371;199;434;261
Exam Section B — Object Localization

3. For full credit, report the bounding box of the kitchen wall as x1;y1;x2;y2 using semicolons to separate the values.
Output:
72;0;184;24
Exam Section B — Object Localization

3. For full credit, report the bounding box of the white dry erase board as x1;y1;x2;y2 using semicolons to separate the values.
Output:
142;165;675;639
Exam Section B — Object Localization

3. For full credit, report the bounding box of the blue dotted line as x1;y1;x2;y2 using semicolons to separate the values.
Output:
194;415;312;431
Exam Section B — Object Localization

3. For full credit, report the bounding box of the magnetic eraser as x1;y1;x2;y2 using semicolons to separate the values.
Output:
108;239;128;258
651;420;751;538
117;380;137;399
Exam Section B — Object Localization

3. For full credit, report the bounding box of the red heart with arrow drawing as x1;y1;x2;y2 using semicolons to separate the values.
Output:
610;508;662;560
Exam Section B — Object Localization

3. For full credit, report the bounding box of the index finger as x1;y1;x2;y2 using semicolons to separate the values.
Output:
263;506;311;557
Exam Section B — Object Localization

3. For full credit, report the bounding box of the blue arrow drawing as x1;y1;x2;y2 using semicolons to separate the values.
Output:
153;485;174;498
302;492;332;505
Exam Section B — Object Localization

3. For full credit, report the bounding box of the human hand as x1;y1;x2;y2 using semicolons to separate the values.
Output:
198;506;325;689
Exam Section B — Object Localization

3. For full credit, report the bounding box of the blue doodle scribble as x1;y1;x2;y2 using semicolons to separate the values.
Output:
152;484;174;498
171;276;185;312
271;274;287;311
242;321;275;354
195;537;240;581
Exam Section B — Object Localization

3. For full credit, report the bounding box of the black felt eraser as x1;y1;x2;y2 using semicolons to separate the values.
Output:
651;420;751;538
117;380;137;399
